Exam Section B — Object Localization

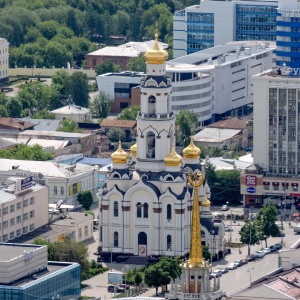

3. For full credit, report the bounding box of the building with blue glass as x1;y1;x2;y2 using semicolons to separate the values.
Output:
276;0;300;75
0;243;81;300
173;0;278;58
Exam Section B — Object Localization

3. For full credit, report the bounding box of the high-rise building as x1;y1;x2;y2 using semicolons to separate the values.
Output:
173;0;277;58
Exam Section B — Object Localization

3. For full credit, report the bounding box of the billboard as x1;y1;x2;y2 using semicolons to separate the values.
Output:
108;272;123;284
15;176;33;194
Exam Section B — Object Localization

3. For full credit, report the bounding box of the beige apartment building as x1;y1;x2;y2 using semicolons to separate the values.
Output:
0;37;9;84
0;181;48;243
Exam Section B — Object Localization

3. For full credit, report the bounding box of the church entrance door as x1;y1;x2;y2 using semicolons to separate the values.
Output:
138;232;147;256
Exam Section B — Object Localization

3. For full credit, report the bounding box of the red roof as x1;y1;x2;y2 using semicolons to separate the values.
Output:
207;117;249;130
100;119;136;129
0;118;35;131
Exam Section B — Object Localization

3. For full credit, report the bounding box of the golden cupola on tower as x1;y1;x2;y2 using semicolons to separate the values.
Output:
144;28;168;64
130;143;137;157
201;195;211;208
111;141;128;164
164;144;182;166
183;138;201;159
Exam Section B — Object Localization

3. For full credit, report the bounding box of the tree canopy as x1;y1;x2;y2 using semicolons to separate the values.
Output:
77;190;94;210
127;53;146;73
90;91;112;118
0;144;54;161
58;119;83;133
118;106;140;120
95;60;121;76
107;127;126;142
175;110;198;147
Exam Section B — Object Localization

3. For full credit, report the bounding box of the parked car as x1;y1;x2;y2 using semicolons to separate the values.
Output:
221;205;229;211
210;270;222;278
270;245;277;252
107;285;125;293
220;267;229;274
234;260;243;267
119;284;130;290
227;263;238;270
247;254;256;261
275;243;283;250
263;247;271;254
255;250;266;258
242;257;248;264
275;231;285;237
225;225;233;232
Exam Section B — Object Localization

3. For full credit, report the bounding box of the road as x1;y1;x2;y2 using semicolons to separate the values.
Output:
82;205;300;299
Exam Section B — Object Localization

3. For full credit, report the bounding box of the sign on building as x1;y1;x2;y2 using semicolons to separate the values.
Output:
15;176;33;194
246;175;257;186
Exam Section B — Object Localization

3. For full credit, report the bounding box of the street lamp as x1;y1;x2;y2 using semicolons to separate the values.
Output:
109;242;113;272
34;52;38;68
284;170;288;221
122;265;130;296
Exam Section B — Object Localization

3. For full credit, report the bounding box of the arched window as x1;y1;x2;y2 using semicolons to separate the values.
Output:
167;204;172;220
167;235;172;250
143;203;149;218
114;232;118;247
201;230;205;239
137;202;142;218
114;201;118;217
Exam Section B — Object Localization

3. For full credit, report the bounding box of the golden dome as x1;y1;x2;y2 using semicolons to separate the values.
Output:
201;195;211;207
111;141;128;164
144;32;168;65
164;144;182;167
130;143;137;157
183;138;201;159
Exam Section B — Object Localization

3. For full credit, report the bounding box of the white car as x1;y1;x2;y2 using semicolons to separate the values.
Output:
227;263;237;270
263;247;271;254
221;205;229;211
255;250;266;258
225;225;233;232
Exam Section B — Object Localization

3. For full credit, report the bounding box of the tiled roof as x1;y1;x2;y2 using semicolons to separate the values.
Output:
100;119;137;129
207;117;249;130
0;118;35;130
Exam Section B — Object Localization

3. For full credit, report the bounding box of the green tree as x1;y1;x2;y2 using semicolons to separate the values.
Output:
256;203;280;247
107;127;125;142
134;272;143;286
127;53;146;73
90;92;112;118
118;106;140;120
32;110;55;119
144;264;169;296
7;99;22;118
158;256;181;284
176;110;198;147
239;221;260;255
58;119;83;133
204;162;217;187
0;144;54;161
38;20;60;40
210;169;240;204
67;72;89;107
45;41;73;68
77;190;94;210
210;146;224;158
0;104;8;117
95;60;121;76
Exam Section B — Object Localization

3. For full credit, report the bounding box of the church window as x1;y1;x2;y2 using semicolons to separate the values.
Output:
148;95;156;103
167;235;172;250
143;203;149;218
137;202;142;218
114;201;118;217
167;204;172;220
201;230;205;238
114;231;119;247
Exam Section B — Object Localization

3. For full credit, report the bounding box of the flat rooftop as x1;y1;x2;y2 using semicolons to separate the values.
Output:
0;244;43;262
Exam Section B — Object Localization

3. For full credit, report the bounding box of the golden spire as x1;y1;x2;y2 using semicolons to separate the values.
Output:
144;21;168;64
187;171;205;267
164;144;182;166
201;195;211;207
111;141;128;164
183;137;201;159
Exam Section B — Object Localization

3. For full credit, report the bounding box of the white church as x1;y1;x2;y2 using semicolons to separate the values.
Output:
98;33;225;263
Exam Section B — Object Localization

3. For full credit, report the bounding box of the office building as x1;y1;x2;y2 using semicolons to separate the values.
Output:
0;243;80;299
173;0;277;58
0;37;9;84
0;179;48;243
98;42;275;124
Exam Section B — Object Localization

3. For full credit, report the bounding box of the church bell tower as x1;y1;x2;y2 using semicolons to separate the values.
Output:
135;28;175;172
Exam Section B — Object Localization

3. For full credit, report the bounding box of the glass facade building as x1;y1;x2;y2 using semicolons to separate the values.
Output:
187;12;214;54
236;4;277;41
0;262;81;300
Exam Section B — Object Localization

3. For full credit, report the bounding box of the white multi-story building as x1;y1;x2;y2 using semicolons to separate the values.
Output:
0;159;99;206
0;37;9;84
0;181;48;243
97;42;275;124
173;0;278;59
